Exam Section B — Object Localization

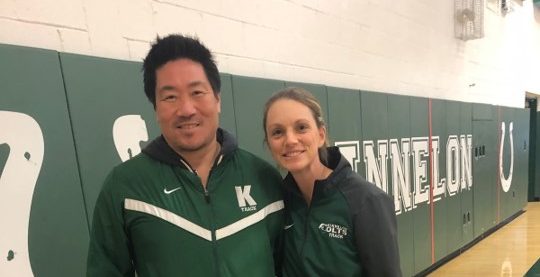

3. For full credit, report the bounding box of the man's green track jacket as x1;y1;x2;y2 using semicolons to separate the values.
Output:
87;129;285;277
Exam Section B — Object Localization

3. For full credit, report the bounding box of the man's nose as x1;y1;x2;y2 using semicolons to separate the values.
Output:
175;98;196;117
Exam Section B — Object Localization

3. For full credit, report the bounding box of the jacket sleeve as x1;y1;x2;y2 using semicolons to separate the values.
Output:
86;170;135;277
354;192;402;277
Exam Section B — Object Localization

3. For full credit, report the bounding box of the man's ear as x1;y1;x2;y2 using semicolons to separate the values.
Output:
216;92;221;113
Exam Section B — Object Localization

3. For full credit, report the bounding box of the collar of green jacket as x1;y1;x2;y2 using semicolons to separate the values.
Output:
283;146;352;200
141;128;237;168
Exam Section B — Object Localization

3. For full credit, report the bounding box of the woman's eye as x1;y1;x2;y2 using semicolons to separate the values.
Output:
297;124;309;132
271;129;283;137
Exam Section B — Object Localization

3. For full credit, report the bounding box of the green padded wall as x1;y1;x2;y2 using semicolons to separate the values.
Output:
327;87;362;139
495;106;528;224
472;104;497;237
530;109;538;202
444;101;463;252
430;99;448;262
0;45;88;276
410;97;431;274
473;103;495;121
219;73;238;137
327;87;363;174
231;76;285;164
460;102;474;246
498;106;515;221
513;108;529;212
59;53;161;224
387;94;414;277
0;43;534;277
360;91;389;193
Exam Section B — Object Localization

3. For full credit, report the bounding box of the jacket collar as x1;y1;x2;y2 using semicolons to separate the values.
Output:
283;146;352;199
142;128;237;169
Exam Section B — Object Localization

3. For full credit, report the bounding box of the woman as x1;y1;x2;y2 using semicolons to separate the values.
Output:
263;87;402;277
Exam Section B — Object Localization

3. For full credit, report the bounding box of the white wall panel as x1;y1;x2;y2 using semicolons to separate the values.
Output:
1;0;539;107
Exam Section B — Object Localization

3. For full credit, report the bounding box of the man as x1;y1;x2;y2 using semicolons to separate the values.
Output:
87;34;285;276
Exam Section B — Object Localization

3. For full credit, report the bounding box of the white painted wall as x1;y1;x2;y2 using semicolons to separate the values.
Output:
1;0;539;108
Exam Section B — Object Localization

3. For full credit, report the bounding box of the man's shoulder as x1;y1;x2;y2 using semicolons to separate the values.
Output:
105;152;160;182
100;153;161;194
115;152;155;170
232;148;276;168
231;149;282;186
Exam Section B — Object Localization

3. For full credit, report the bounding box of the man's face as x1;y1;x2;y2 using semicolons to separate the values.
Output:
155;58;220;156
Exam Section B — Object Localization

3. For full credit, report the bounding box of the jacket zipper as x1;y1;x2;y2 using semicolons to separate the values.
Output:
182;151;223;277
194;164;221;277
204;186;211;203
300;202;312;258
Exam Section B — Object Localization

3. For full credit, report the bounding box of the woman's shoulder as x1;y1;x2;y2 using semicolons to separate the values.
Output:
337;171;394;211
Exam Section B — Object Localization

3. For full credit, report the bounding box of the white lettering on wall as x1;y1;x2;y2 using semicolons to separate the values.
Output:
336;133;475;215
363;140;389;193
0;111;44;276
389;138;412;214
112;115;149;162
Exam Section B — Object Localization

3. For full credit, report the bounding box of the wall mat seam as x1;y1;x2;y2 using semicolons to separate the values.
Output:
57;52;91;235
428;98;435;264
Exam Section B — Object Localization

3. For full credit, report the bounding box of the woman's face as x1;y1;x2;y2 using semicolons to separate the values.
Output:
265;99;326;174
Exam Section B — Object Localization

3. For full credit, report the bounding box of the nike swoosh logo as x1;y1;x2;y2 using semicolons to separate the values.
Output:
163;187;182;194
284;224;294;230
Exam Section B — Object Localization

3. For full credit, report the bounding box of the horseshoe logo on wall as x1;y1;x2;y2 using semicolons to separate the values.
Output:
499;122;514;192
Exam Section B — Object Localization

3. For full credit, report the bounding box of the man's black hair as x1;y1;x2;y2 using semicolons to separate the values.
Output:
142;34;221;107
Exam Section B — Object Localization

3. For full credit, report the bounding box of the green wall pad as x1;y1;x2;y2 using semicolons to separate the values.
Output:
0;45;88;276
514;109;529;209
387;94;414;277
430;99;449;263
498;107;529;219
360;91;390;193
0;43;533;276
231;76;285;163
442;101;463;254
219;73;237;137
409;97;431;274
499;107;517;221
328;87;363;175
59;53;161;224
460;103;474;246
472;104;497;237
